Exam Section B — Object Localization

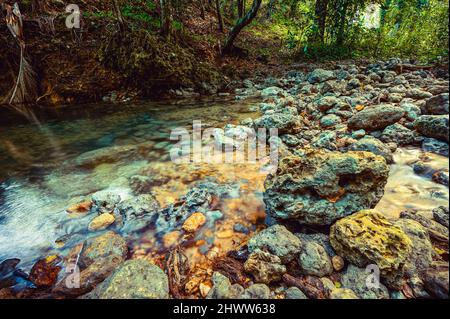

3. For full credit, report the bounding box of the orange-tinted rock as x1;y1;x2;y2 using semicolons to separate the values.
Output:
66;201;92;214
29;255;62;288
182;212;206;233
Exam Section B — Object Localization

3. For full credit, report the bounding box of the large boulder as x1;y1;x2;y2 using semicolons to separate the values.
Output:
264;150;389;226
330;210;412;278
348;105;405;131
84;259;169;299
414;115;449;142
247;225;302;263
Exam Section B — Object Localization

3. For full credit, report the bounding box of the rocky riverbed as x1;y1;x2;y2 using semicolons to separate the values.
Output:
0;58;449;299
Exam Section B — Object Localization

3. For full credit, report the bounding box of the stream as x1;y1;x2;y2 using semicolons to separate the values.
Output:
0;98;448;271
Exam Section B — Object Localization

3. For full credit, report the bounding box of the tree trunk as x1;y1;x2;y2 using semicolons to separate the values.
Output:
200;0;206;19
215;0;224;32
266;0;276;19
112;0;125;31
222;0;262;55
314;0;329;43
237;0;244;18
336;0;349;46
160;0;171;37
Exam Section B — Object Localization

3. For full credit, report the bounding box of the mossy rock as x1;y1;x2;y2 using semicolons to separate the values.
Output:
330;210;412;277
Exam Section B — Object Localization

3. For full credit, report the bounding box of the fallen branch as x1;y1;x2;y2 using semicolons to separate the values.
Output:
282;273;327;299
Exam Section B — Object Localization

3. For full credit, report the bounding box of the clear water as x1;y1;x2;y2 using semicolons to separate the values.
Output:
0;99;448;270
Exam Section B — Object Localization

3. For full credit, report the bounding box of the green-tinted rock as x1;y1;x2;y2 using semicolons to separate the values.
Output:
85;259;169;299
247;225;302;263
264;150;389;226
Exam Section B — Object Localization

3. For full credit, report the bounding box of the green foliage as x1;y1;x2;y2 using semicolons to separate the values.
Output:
121;1;161;29
269;0;448;61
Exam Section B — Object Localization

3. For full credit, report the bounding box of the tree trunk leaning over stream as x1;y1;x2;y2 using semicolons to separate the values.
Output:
222;0;262;55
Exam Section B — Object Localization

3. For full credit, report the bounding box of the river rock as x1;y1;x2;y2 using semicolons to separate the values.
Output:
395;219;434;278
155;187;212;233
400;210;449;243
433;206;449;228
254;107;301;134
182;212;207;233
0;259;21;289
129;175;154;194
406;88;433;100
285;286;308;299
261;86;286;97
401;102;422;121
341;265;390;299
69;143;151;169
349;136;394;164
421;262;449;299
332;256;345;272
422;138;449;156
298;241;333;277
414;115;449;142
295;233;336;257
244;249;286;284
28;255;62;288
423;93;449;115
117;194;160;232
91;190;121;214
330;210;412;278
242;284;271;299
314;96;340;112
329;288;360;299
308;69;335;84
206;272;245;299
380;123;418;145
84;259;169;299
320;114;341;128
348;105;405;131
247;225;302;263
432;170;449;187
264;150;389;226
53;232;128;296
88;213;115;231
311;131;337;150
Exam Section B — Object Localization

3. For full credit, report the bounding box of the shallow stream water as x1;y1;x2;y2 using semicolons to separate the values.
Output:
0;99;448;270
